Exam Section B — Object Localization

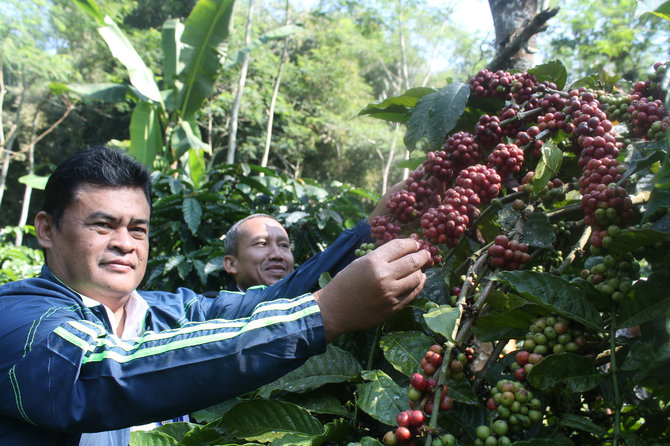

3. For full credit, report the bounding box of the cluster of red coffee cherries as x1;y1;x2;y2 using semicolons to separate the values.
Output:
408;372;453;416
487;143;525;176
488;235;530;270
455;165;501;204
382;344;457;445
371;62;668;272
562;89;634;250
371;157;502;262
628;62;669;138
468;68;539;104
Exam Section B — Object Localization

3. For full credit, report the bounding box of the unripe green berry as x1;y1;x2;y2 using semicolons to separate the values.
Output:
476;425;491;440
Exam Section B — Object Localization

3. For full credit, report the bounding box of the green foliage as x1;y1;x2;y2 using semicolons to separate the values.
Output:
540;0;669;81
214;400;324;443
379;330;435;376
357;370;410;426
69;0;236;181
494;271;603;331
403;82;471;150
527;353;602;392
0;227;43;284
358;87;437;123
256;345;361;398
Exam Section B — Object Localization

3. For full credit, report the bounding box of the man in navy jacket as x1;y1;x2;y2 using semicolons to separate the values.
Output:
0;146;429;445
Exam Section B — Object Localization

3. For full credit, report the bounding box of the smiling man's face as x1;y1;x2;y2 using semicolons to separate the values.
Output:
224;217;294;290
35;184;150;309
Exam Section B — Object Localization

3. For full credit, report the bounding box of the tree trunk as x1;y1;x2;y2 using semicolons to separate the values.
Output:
488;0;538;70
260;0;290;169
0;61;8;209
421;9;453;87
0;67;25;210
15;97;74;246
0;58;5;154
396;0;411;180
379;123;401;195
226;0;255;164
15;142;35;247
487;0;559;71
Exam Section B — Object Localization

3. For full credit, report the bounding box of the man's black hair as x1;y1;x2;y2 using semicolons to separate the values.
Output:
42;145;152;228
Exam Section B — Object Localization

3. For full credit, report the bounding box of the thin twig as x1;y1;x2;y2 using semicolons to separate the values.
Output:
455;280;497;346
556;225;591;274
610;320;622;446
499;106;545;126
473;340;507;393
545;203;581;220
29;98;76;147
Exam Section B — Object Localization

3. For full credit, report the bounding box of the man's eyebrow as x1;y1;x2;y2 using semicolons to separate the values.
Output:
130;218;150;226
85;212;149;226
85;212;118;222
248;234;267;242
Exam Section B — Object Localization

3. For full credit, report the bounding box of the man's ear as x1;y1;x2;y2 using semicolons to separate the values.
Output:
34;211;55;250
223;255;238;275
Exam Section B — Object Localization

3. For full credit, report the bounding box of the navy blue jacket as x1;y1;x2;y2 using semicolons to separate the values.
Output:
0;221;372;445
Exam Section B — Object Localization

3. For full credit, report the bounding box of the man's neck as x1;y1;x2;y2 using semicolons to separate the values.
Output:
111;304;127;337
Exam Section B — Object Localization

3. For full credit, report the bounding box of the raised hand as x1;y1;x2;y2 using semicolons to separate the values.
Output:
314;238;431;341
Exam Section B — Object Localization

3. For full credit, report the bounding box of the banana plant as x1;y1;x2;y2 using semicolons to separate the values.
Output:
53;0;236;185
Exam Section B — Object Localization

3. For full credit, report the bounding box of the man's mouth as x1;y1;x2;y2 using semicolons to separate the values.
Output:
102;259;134;271
265;264;286;275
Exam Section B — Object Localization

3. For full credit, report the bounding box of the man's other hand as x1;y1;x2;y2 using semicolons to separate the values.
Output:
313;238;431;342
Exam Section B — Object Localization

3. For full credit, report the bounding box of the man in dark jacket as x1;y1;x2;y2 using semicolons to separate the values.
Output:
0;146;429;445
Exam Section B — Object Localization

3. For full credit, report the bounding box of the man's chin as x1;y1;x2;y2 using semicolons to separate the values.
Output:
263;275;285;285
92;275;142;298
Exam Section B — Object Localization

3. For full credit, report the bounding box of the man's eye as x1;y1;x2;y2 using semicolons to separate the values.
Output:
95;222;112;229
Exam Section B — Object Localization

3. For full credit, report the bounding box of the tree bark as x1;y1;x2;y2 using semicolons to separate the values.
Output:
396;0;411;180
0;58;5;153
0;60;7;209
260;0;290;169
15;97;74;246
487;0;558;71
15;141;36;247
421;8;453;87
226;0;255;164
379;123;401;195
0;67;25;210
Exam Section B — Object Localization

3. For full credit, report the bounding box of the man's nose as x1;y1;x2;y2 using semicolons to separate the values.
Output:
268;243;284;259
109;228;135;252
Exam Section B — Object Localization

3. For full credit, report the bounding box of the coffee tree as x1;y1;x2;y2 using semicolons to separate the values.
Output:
356;57;670;446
